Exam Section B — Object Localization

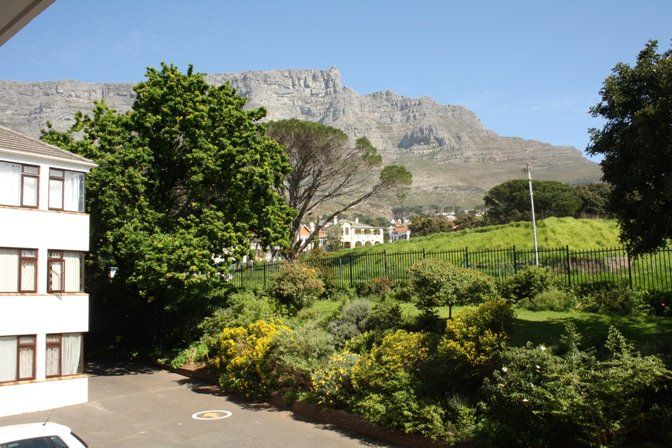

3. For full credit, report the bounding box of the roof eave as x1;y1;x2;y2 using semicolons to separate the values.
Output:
0;147;97;168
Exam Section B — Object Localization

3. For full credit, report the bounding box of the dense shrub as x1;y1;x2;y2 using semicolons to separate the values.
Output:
368;298;404;331
347;330;449;439
270;262;325;313
322;284;357;302
170;340;209;368
352;391;448;440
172;291;278;367
342;330;382;354
519;287;576;311
310;351;360;407
483;325;672;447
261;324;336;392
409;214;455;236
408;258;497;318
576;282;649;315
215;320;290;397
199;291;278;337
645;290;672;317
500;265;558;303
326;299;373;343
303;254;337;286
439;298;514;379
356;277;396;297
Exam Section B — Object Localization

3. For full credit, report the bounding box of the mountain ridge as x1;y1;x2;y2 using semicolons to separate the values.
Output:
0;67;600;207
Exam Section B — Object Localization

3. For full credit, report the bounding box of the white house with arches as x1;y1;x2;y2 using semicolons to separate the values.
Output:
0;125;95;417
335;217;385;248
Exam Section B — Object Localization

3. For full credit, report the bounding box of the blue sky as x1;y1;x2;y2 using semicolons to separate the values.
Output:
1;0;670;159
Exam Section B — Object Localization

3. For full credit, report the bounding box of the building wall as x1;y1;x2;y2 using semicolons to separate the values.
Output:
341;223;384;246
0;377;88;417
0;151;91;417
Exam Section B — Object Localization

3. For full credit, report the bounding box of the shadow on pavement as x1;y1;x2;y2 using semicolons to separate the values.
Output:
176;377;277;412
86;361;159;376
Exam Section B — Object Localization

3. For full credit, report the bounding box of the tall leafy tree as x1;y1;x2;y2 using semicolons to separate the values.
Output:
266;119;412;257
588;40;672;254
41;63;293;353
575;183;612;218
484;179;582;224
409;214;454;236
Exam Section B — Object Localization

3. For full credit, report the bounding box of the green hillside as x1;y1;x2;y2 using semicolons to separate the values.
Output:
342;217;622;254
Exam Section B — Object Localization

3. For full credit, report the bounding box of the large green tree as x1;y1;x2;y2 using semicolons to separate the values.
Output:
484;179;582;224
588;41;672;254
266;119;412;257
41;63;293;353
575;183;612;218
409;214;454;237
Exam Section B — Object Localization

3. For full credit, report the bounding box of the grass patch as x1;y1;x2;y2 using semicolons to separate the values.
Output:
335;217;621;254
315;300;672;359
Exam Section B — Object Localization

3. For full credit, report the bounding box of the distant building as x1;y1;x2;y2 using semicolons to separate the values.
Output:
0;126;95;417
297;223;327;251
389;224;411;242
335;217;384;248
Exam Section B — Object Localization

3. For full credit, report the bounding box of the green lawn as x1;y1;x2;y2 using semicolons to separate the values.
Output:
312;299;672;358
335;217;621;254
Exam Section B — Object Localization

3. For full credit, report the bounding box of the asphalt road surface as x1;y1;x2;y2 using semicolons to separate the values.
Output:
0;364;395;448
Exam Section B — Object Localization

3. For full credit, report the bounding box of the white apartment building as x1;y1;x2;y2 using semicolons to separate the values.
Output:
0;126;95;417
337;218;385;248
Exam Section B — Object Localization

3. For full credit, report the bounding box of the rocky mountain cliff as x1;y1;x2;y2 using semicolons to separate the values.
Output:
0;68;600;207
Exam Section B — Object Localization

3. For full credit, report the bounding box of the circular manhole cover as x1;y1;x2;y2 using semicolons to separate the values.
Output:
191;410;233;420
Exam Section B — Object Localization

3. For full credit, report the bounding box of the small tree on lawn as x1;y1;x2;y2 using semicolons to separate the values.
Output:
408;258;496;319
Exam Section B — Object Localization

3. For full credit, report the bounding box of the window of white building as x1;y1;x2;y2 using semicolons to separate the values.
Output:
0;248;37;293
47;250;84;293
49;168;85;212
0;161;39;208
46;333;83;377
0;335;36;382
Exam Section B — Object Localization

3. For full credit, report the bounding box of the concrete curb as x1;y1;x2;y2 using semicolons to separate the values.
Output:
161;363;464;448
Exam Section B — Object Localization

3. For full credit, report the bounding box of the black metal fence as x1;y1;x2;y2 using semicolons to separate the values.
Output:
232;246;672;293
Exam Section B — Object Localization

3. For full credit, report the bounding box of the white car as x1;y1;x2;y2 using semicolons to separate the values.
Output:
0;423;88;448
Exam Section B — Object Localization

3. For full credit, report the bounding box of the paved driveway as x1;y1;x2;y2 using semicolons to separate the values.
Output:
0;364;393;448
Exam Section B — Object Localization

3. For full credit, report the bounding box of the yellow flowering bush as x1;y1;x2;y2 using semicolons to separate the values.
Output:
310;352;359;407
350;330;429;393
438;298;513;379
215;319;290;397
346;330;450;439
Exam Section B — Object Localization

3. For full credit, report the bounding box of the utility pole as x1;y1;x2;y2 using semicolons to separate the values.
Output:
524;162;539;266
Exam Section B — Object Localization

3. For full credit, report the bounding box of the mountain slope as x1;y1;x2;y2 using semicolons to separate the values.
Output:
0;68;600;207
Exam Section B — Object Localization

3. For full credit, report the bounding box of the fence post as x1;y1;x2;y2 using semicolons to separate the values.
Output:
464;247;470;268
422;248;426;259
383;250;389;278
512;245;518;274
565;245;571;287
627;251;633;288
349;254;354;288
338;256;343;287
263;262;267;289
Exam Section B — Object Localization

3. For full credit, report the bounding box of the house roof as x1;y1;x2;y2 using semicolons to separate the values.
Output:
299;225;327;239
299;225;311;237
392;225;410;234
0;125;94;165
339;220;384;229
